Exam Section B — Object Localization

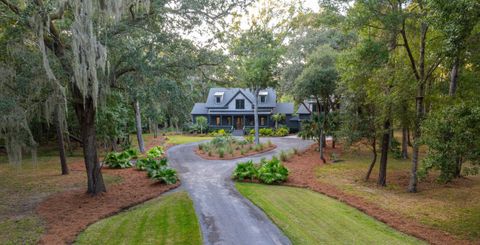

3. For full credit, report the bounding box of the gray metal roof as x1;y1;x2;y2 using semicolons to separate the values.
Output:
205;88;277;108
191;103;208;115
273;103;294;114
296;102;312;114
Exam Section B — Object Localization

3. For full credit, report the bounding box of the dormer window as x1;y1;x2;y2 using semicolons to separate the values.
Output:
214;92;224;104
259;91;268;103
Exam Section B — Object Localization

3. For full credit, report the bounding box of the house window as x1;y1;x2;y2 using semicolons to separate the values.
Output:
216;116;220;126
227;117;232;125
214;91;224;104
260;95;266;103
311;104;317;113
260;116;266;126
236;99;245;109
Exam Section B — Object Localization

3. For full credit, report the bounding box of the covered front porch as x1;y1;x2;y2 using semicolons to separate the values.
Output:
208;114;271;131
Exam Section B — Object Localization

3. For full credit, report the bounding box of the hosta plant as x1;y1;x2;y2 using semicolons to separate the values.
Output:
104;151;134;168
147;146;164;159
147;166;178;184
136;157;167;171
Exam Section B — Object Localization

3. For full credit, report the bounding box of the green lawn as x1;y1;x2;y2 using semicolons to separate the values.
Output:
166;135;212;145
236;183;425;245
316;150;480;240
75;191;202;245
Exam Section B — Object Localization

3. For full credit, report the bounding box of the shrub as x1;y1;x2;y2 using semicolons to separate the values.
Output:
198;143;205;151
208;150;212;156
232;160;258;181
245;135;254;144
124;148;140;159
240;149;245;155
274;127;289;137
104;151;134;168
136;157;167;171
279;150;289;161
293;148;300;155
147;146;164;159
257;157;289;184
148;166;178;184
259;128;274;136
227;146;234;155
217;148;225;158
211;135;230;147
267;140;273;147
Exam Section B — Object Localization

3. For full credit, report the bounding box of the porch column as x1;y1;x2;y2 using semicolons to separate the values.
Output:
220;115;223;126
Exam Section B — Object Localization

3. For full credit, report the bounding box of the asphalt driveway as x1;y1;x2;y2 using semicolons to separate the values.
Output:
167;136;312;245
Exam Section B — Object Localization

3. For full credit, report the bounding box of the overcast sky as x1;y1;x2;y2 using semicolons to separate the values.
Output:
185;0;320;48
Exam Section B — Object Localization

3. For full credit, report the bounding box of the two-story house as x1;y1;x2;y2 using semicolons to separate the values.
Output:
191;88;300;135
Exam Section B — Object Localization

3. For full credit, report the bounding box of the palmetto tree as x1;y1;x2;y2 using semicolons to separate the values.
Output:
272;113;285;129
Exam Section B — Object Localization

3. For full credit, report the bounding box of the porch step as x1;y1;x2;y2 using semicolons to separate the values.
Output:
232;129;244;136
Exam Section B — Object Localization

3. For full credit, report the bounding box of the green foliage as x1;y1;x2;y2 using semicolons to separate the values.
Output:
124;148;140;159
217;148;225;158
195;116;208;134
279;150;289;162
249;127;289;137
136;157;168;171
274;127;289;137
420;104;480;183
104;149;138;169
233;160;258;181
148;167;178;184
208;129;229;137
260;128;274;136
245;134;255;144
142;157;177;184
390;138;403;159
257;157;289;184
233;157;289;184
146;146;164;159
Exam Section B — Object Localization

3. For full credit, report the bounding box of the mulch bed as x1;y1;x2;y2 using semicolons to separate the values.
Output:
195;144;277;160
36;136;179;245
283;143;472;245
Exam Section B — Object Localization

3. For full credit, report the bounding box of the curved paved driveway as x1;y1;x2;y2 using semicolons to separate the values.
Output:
167;136;312;245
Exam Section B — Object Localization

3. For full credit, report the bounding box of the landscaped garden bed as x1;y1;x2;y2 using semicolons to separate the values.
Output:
195;135;276;160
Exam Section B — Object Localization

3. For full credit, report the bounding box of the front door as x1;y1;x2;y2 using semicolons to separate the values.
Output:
235;116;243;130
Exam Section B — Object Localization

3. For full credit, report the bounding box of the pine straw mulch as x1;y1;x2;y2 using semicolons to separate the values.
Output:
36;137;180;245
282;144;472;245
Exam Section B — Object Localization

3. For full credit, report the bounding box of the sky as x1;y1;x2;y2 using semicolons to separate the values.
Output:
185;0;320;47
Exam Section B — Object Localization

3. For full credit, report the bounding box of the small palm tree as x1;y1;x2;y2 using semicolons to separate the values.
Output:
272;113;285;129
196;116;208;134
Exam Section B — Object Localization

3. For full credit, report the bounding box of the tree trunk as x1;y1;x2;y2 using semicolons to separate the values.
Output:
319;129;326;163
407;128;413;147
332;138;336;149
365;138;377;181
454;157;463;178
54;105;69;175
449;57;460;96
378;119;390;187
73;94;106;195
133;100;145;153
253;89;260;145
401;127;409;159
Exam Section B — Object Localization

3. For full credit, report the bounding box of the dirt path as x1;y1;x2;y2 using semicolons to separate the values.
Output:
167;136;312;245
